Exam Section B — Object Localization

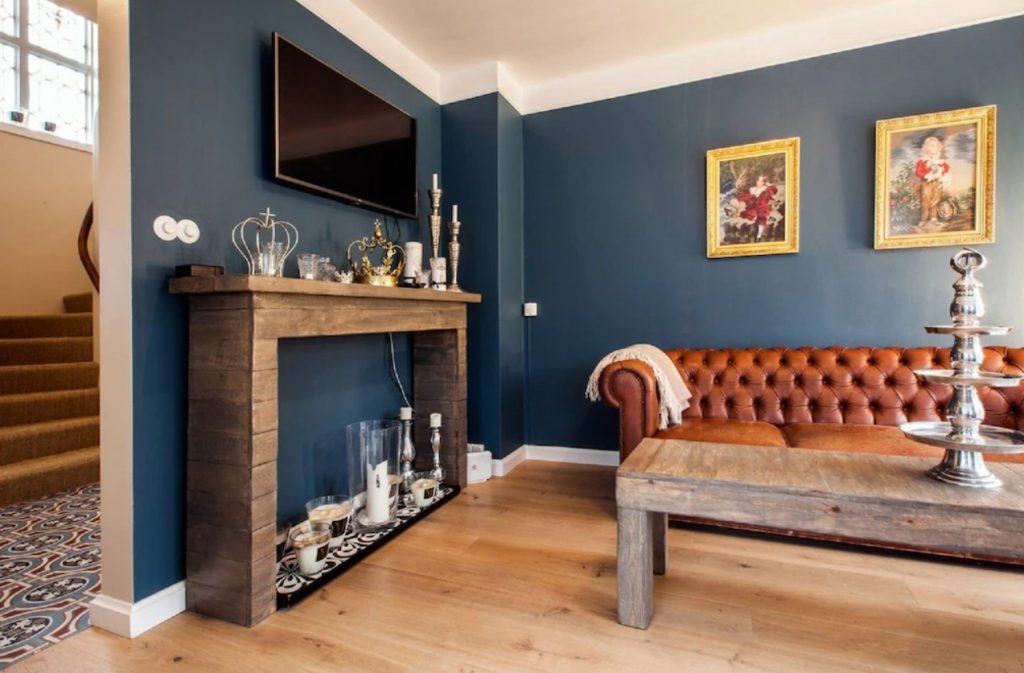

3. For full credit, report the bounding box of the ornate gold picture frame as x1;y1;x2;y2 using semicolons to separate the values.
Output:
706;138;799;259
874;106;996;250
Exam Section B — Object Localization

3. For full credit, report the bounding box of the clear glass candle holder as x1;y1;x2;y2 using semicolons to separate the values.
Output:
305;495;353;549
346;420;402;530
297;253;320;280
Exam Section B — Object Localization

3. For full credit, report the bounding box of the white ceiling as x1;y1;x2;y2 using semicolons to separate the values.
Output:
297;0;1024;113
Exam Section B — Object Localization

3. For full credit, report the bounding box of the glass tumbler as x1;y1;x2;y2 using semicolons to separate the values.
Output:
258;241;286;277
346;420;402;530
297;253;320;280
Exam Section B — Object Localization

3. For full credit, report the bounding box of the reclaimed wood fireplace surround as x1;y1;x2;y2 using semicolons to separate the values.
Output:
170;275;481;626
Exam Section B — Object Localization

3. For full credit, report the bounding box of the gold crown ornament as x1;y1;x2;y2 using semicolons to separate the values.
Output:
347;220;405;286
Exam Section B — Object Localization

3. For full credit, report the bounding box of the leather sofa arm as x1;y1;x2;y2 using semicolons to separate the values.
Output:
598;359;661;463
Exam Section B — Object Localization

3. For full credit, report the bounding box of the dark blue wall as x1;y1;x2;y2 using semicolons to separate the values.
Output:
523;17;1024;451
441;94;524;458
129;0;437;600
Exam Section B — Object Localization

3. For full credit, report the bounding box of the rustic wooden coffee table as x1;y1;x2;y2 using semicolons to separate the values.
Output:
616;438;1024;629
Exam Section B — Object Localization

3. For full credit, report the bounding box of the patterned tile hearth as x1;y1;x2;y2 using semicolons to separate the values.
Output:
0;484;100;670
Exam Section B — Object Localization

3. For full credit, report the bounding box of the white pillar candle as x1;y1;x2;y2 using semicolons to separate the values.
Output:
432;173;438;190
430;257;446;285
399;406;413;421
365;459;390;524
403;242;423;277
452;204;458;221
430;413;442;428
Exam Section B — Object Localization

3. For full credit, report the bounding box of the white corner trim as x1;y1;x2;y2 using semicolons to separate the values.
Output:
491;445;527;477
439;61;525;113
294;0;441;101
90;581;186;638
495;63;525;113
526;445;620;467
523;1;1024;114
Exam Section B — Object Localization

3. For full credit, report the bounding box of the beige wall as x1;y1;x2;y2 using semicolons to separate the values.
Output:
0;131;94;315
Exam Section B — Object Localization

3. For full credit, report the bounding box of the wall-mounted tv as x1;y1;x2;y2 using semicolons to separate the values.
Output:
273;33;418;218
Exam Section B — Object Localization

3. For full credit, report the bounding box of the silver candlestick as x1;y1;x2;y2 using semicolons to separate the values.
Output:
429;413;445;484
429;186;443;260
448;215;463;293
901;248;1024;489
399;407;416;498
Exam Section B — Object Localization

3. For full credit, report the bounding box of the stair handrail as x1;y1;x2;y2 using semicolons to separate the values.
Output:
78;202;98;291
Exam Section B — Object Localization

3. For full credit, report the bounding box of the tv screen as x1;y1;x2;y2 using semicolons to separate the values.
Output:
274;34;418;218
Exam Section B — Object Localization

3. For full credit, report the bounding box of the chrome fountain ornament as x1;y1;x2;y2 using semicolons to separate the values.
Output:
901;248;1024;489
231;208;299;276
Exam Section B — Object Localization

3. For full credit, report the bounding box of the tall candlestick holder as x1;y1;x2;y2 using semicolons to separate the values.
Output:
429;186;443;261
901;248;1024;489
399;407;416;499
429;413;445;484
448;215;463;293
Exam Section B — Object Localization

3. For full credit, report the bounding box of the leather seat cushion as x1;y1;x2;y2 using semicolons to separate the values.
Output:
655;419;787;448
782;423;945;458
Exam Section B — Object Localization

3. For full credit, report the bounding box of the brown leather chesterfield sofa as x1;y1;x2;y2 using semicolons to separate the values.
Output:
599;345;1024;465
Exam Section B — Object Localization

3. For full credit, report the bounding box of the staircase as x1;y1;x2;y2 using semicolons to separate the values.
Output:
0;292;99;506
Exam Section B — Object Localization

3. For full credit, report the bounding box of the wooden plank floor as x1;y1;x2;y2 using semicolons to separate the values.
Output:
13;461;1024;672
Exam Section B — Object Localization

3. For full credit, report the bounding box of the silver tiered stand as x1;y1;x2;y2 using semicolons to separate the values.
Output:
901;248;1024;489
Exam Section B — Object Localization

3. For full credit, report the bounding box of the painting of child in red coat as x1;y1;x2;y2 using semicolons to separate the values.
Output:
707;137;798;258
875;106;995;249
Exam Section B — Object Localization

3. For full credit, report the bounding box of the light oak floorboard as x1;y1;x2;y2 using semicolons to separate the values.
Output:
13;462;1024;672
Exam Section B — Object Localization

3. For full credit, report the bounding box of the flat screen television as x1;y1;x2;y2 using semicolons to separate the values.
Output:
273;33;418;218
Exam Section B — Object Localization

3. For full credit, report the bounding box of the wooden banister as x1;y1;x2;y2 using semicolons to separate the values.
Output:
78;202;98;291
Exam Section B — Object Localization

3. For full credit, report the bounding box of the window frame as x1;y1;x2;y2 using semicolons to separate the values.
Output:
0;0;97;150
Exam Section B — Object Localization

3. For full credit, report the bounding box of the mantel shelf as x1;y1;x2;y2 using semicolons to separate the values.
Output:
169;273;482;304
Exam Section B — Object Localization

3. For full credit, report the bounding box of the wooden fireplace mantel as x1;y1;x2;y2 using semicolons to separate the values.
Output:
170;274;481;626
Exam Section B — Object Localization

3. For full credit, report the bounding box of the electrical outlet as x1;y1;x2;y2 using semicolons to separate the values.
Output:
523;302;538;317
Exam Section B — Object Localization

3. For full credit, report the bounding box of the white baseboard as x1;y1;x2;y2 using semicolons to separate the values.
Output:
491;444;618;477
90;580;186;638
525;445;620;467
491;445;527;477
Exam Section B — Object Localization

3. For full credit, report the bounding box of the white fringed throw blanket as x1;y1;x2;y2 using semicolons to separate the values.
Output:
585;344;691;429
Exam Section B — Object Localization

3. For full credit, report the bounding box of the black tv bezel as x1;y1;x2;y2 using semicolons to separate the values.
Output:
273;33;419;220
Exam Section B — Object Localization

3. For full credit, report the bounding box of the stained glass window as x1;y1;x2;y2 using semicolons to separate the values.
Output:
0;0;15;37
0;0;95;144
28;53;86;142
28;0;86;62
0;43;15;114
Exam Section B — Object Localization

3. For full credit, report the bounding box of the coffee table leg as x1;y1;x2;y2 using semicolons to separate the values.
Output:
652;512;667;575
617;507;654;629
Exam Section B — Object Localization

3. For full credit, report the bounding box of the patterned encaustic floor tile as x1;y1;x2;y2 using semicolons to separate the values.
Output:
0;484;100;670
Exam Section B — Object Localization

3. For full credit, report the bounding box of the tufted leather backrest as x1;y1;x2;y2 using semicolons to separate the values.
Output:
669;347;1024;429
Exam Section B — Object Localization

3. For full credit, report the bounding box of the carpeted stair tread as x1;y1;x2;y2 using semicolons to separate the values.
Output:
0;362;98;394
0;313;92;338
0;416;100;465
62;293;93;314
0;388;99;427
0;336;93;365
0;446;99;506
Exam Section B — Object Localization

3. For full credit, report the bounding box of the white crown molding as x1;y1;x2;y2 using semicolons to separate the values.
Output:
522;0;1024;114
90;581;186;638
297;0;1022;116
439;61;525;112
294;0;441;101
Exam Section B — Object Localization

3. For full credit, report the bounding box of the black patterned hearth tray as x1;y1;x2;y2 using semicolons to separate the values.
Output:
276;486;459;608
